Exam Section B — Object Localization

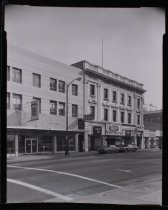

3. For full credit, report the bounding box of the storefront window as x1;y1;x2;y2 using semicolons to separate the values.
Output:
7;135;15;154
18;135;25;153
57;135;75;151
57;135;66;151
69;136;75;151
38;136;52;152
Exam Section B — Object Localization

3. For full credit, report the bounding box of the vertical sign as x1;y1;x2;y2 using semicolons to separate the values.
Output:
31;101;39;120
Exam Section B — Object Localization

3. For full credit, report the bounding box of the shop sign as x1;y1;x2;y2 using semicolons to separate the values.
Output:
88;95;97;104
156;130;162;137
31;101;39;120
93;126;102;136
144;130;150;137
125;130;131;136
137;131;142;137
83;113;94;120
149;131;156;138
106;123;122;135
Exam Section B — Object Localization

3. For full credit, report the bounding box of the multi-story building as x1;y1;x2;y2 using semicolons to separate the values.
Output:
7;45;84;156
72;60;146;151
143;110;162;148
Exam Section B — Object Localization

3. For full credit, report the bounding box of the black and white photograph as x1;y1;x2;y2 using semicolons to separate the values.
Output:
5;5;164;204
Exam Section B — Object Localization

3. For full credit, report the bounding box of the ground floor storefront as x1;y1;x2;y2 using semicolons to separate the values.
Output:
143;130;162;149
84;122;144;151
7;128;84;156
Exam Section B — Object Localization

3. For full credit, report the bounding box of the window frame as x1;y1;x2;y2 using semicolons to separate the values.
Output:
90;84;95;96
72;84;78;96
104;88;109;101
58;102;65;116
7;92;10;109
104;108;108;121
13;93;22;111
33;97;41;113
33;73;41;88
137;114;141;125
72;104;78;117
58;80;65;93
137;98;141;108
128;112;131;124
120;111;125;123
50;100;57;115
90;106;95;119
113;110;117;122
12;67;22;84
50;78;57;91
120;93;125;105
128;95;132;106
112;91;117;102
7;65;10;81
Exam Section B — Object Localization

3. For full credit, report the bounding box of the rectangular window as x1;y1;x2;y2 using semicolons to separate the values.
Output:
50;78;57;91
90;84;95;96
33;73;41;88
90;106;95;119
113;110;117;122
50;100;57;115
128;112;131;124
112;91;117;102
12;67;22;83
121;111;125;123
7;135;15;154
128;96;132;106
137;115;140;125
72;104;78;117
13;93;22;111
7;65;10;81
72;84;78;96
120;93;125;104
59;80;65;93
157;118;160;124
59;102;65;116
104;88;108;101
104;109;108;121
33;97;41;113
7;92;10;109
137;98;141;108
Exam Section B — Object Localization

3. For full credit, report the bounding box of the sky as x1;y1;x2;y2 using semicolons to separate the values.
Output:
5;6;165;109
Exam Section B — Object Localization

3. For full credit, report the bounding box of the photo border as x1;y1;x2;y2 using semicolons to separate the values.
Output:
0;0;167;209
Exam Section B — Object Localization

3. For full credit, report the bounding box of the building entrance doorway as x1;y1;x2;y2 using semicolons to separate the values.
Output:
25;138;38;153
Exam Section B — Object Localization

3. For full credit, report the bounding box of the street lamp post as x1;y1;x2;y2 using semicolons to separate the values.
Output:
65;77;82;156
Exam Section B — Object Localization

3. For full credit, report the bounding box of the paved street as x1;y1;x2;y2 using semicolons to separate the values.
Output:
7;149;162;204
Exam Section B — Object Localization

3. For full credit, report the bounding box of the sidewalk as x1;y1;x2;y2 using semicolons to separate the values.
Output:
7;151;98;163
7;148;161;164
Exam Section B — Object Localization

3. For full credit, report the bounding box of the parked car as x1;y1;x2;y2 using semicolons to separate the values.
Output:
98;145;120;154
118;144;138;152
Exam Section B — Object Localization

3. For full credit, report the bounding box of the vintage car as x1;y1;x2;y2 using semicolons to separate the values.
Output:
98;145;120;154
118;144;138;152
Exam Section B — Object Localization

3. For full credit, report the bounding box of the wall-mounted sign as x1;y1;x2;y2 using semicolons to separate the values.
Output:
106;123;122;135
83;114;94;121
125;130;131;136
93;126;102;136
31;101;39;120
88;95;97;104
144;130;150;137
149;131;156;138
137;131;142;137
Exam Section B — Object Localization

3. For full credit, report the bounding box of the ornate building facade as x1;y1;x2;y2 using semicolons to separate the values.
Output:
72;60;146;151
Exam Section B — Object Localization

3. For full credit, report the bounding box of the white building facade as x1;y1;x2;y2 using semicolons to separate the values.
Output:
72;61;146;151
7;45;84;156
